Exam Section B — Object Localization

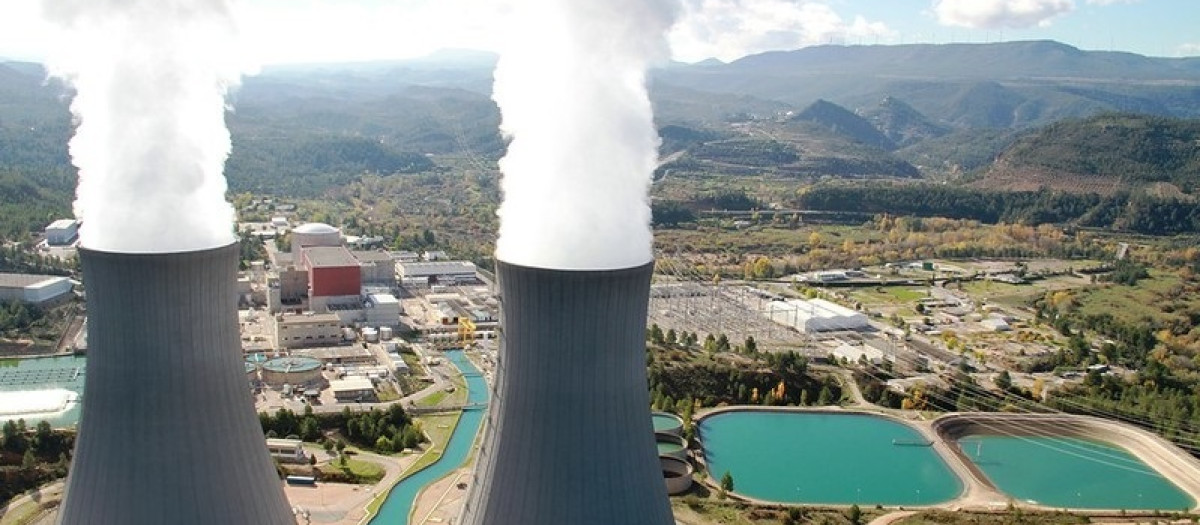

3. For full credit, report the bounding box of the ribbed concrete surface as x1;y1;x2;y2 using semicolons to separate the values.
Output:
459;261;673;525
58;245;294;525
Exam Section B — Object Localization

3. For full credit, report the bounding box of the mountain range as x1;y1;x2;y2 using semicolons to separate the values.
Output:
1;40;1200;199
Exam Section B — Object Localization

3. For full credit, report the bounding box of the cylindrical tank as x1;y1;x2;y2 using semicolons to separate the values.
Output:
261;357;324;387
362;327;379;343
379;326;393;341
460;261;672;525
660;456;694;495
655;432;688;461
59;244;293;524
291;222;340;256
652;411;684;436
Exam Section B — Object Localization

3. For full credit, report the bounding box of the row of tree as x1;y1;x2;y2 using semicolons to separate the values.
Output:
648;357;841;411
0;419;74;504
258;404;426;454
797;184;1200;235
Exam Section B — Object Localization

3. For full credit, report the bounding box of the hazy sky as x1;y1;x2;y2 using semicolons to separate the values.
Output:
3;0;1197;65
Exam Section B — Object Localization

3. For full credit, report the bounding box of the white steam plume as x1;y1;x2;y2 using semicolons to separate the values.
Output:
42;0;249;253
493;0;678;270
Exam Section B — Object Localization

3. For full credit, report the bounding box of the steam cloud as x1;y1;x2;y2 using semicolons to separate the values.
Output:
493;0;678;270
43;0;248;253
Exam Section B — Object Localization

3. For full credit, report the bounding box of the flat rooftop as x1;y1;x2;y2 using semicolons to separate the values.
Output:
0;273;68;288
399;261;477;277
330;377;374;392
304;246;360;268
352;250;394;263
277;312;341;325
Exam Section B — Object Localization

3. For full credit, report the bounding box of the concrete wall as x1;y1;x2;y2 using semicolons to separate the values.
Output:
59;244;293;525
460;261;673;525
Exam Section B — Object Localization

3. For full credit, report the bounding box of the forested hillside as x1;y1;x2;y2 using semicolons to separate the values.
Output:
983;114;1200;192
3;41;1200;238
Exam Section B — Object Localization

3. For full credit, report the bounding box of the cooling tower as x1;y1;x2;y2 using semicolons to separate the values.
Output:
58;244;294;525
460;261;673;525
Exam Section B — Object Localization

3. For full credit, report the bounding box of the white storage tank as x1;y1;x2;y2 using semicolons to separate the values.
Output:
291;223;341;255
380;326;393;341
362;327;379;343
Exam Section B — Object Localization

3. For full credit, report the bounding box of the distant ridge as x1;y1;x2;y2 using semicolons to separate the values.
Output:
722;40;1200;80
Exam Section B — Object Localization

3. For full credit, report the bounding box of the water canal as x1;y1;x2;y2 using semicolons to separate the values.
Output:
368;350;487;524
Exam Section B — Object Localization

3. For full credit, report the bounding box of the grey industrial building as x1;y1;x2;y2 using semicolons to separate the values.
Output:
0;274;73;305
353;250;397;287
398;261;478;287
58;244;292;524
460;261;673;525
44;219;79;246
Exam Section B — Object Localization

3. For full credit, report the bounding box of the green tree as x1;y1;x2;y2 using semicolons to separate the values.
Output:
744;336;757;354
720;470;735;492
816;386;833;406
995;370;1013;391
847;503;862;525
648;324;665;345
22;448;36;470
716;334;730;352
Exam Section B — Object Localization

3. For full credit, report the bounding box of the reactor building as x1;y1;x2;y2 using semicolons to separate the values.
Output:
57;244;294;524
459;261;674;525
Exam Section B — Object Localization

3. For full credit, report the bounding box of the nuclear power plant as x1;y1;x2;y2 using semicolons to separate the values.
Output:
459;261;674;525
57;244;294;525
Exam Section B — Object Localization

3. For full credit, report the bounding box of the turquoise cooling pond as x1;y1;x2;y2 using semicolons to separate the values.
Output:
699;410;962;505
959;435;1194;510
369;350;487;524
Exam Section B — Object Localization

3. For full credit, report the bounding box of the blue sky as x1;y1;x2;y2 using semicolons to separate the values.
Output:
2;0;1197;64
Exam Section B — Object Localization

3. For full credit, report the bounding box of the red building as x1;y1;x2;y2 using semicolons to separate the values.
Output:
302;246;361;297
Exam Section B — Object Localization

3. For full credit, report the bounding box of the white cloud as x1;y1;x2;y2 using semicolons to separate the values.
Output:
1178;43;1200;57
932;0;1074;30
0;0;54;61
669;0;894;63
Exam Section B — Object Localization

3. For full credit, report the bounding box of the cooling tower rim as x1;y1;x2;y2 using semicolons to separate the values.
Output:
79;241;238;258
495;258;654;275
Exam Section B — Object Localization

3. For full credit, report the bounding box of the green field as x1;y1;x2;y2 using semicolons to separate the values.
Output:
319;456;385;483
958;280;1039;307
1074;270;1196;326
849;286;928;306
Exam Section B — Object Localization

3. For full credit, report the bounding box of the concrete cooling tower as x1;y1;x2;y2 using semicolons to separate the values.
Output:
459;261;673;525
58;244;293;525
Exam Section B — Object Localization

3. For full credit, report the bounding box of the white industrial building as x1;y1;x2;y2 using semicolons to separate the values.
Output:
0;274;73;305
330;377;376;403
766;298;869;333
832;343;892;365
44;219;79;246
275;312;342;349
364;293;402;327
